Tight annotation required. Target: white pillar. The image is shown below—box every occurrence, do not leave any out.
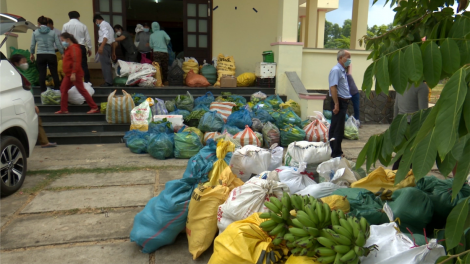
[305,0,318,48]
[350,0,369,50]
[0,0,7,13]
[316,10,326,48]
[300,16,306,44]
[277,0,299,42]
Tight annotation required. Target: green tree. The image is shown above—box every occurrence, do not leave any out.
[342,19,352,38]
[357,0,470,263]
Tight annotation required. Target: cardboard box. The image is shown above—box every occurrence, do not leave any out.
[220,76,237,87]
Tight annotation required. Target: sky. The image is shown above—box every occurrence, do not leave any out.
[325,0,469,27]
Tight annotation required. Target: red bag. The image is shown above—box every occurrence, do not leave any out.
[233,125,261,147]
[186,69,211,87]
[141,53,152,64]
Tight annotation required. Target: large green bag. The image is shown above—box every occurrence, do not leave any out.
[280,125,305,147]
[174,132,203,159]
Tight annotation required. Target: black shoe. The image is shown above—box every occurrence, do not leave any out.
[100,83,113,87]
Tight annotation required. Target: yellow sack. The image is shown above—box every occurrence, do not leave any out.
[237,72,256,87]
[57,60,64,81]
[183,127,204,144]
[186,166,243,259]
[45,69,54,86]
[350,167,416,200]
[321,195,350,213]
[280,99,301,117]
[208,213,289,264]
[182,59,199,80]
[285,255,321,264]
[152,62,163,87]
[207,140,235,186]
[214,54,236,87]
[55,51,62,61]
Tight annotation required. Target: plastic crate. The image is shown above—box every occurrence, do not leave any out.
[256,77,276,88]
[262,50,274,63]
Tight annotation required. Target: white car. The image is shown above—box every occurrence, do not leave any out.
[0,14,38,196]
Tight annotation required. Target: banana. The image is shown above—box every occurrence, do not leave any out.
[294,236,311,246]
[284,233,295,242]
[331,234,352,246]
[307,249,316,257]
[347,257,359,264]
[351,218,361,239]
[282,206,290,221]
[286,218,294,227]
[300,248,308,256]
[323,203,331,224]
[332,244,352,254]
[316,247,336,256]
[332,225,354,240]
[291,247,302,255]
[265,201,281,214]
[333,252,343,264]
[292,218,304,229]
[339,249,357,263]
[355,230,366,247]
[354,246,364,257]
[347,217,355,232]
[269,223,286,236]
[270,197,283,211]
[331,210,340,226]
[289,227,310,237]
[270,212,284,224]
[304,227,320,237]
[317,255,336,264]
[317,237,337,248]
[306,204,320,224]
[260,219,277,231]
[338,209,346,220]
[291,195,301,210]
[316,202,324,224]
[297,211,317,227]
[321,229,338,242]
[339,218,353,235]
[282,192,292,210]
[272,237,283,245]
[286,241,295,248]
[308,195,317,206]
[299,195,305,211]
[359,217,368,233]
[259,212,271,219]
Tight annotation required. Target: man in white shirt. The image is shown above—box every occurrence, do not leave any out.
[62,11,93,83]
[93,14,115,86]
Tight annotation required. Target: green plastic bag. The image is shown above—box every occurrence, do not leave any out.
[333,188,389,225]
[147,133,174,160]
[176,91,194,112]
[165,100,176,112]
[280,125,305,147]
[266,94,284,110]
[344,116,359,140]
[113,77,128,87]
[10,47,40,86]
[174,132,203,159]
[301,119,312,128]
[277,108,302,128]
[198,111,224,133]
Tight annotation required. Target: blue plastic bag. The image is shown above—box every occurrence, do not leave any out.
[182,140,232,183]
[127,133,149,154]
[194,92,215,107]
[198,111,225,132]
[147,133,174,160]
[148,120,173,134]
[253,100,273,112]
[174,132,203,159]
[132,93,146,105]
[192,104,210,112]
[266,94,284,109]
[228,95,247,105]
[152,98,168,115]
[123,130,146,147]
[226,109,253,129]
[222,125,242,136]
[130,177,198,253]
[255,109,275,124]
[169,109,190,119]
[277,108,302,128]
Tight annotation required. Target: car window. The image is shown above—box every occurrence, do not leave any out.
[1,52,7,60]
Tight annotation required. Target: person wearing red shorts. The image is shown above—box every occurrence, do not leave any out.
[55,32,99,114]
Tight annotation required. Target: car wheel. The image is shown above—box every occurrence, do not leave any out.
[1,136,27,197]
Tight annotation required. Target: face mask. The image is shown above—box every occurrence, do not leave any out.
[143,28,149,32]
[62,41,70,48]
[96,22,100,27]
[116,31,121,37]
[19,63,29,71]
[344,58,351,67]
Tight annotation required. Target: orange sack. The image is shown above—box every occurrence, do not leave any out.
[186,69,211,87]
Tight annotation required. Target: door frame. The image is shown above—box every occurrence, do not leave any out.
[183,0,213,63]
[92,0,127,53]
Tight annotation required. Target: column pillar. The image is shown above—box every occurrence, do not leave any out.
[300,16,306,44]
[277,0,299,42]
[0,0,7,13]
[316,10,326,48]
[305,0,318,48]
[350,0,369,50]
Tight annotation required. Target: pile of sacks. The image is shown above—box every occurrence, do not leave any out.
[128,137,451,263]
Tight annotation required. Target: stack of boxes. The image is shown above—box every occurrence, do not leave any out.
[255,50,277,87]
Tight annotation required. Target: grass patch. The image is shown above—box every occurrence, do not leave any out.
[22,165,186,194]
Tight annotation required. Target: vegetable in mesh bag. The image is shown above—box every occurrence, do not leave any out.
[266,94,284,109]
[226,109,253,129]
[255,109,275,124]
[148,119,174,134]
[198,111,224,132]
[280,125,306,147]
[277,108,302,128]
[169,109,190,119]
[251,118,263,132]
[221,125,242,136]
[262,122,281,148]
[127,134,149,154]
[174,132,203,159]
[176,91,194,112]
[41,88,61,105]
[100,102,107,114]
[194,91,215,107]
[344,116,359,140]
[165,100,176,112]
[250,91,267,103]
[147,133,174,159]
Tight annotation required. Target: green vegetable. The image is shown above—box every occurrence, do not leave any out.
[185,109,207,121]
[41,88,61,105]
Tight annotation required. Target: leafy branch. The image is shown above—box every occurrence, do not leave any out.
[438,249,470,264]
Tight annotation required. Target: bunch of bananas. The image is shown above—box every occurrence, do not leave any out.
[259,192,377,264]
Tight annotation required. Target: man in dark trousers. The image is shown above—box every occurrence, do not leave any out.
[62,11,92,83]
[112,24,139,62]
[93,14,115,87]
[328,49,351,158]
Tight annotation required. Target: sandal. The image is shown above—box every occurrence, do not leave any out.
[41,142,57,148]
[55,110,69,114]
[87,109,100,114]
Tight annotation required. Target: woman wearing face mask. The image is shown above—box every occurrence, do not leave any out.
[30,16,64,92]
[55,32,99,114]
[9,54,58,148]
[112,24,139,62]
[136,23,152,62]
